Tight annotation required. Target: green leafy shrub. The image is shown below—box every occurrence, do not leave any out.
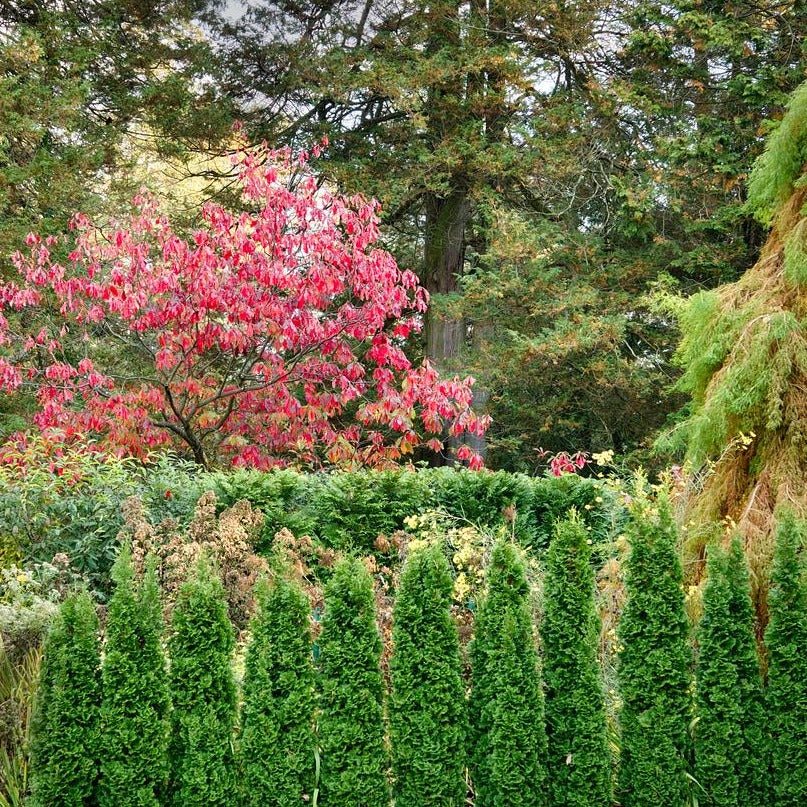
[765,511,807,807]
[239,574,316,806]
[389,543,466,807]
[693,538,770,807]
[317,556,389,806]
[98,548,170,807]
[617,496,692,807]
[310,469,428,553]
[427,468,536,543]
[167,557,237,806]
[28,591,101,807]
[469,540,547,807]
[208,468,315,551]
[542,512,611,807]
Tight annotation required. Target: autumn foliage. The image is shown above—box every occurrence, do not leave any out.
[0,145,487,468]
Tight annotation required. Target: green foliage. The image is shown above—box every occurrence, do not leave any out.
[694,538,770,806]
[542,512,611,807]
[669,282,807,464]
[748,81,807,226]
[28,591,101,807]
[617,496,692,807]
[389,543,466,807]
[0,641,41,807]
[765,511,807,807]
[209,468,315,550]
[311,470,428,553]
[167,557,237,807]
[0,444,209,596]
[239,574,316,806]
[317,557,389,806]
[469,541,547,807]
[98,548,170,807]
[783,219,807,285]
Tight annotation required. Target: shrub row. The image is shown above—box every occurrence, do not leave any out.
[29,503,807,806]
[2,454,623,595]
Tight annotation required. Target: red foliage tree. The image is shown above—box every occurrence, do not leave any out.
[0,146,487,469]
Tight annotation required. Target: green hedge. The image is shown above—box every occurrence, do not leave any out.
[28,591,101,807]
[542,512,611,807]
[617,496,692,807]
[239,574,316,806]
[99,549,170,807]
[389,543,467,806]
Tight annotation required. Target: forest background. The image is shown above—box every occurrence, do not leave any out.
[3,0,805,474]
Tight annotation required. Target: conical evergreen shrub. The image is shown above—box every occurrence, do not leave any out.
[693,538,769,807]
[617,496,692,807]
[239,573,316,806]
[28,590,101,807]
[469,540,547,807]
[389,543,466,807]
[167,555,237,806]
[317,556,389,806]
[542,511,611,807]
[99,548,170,807]
[765,511,807,807]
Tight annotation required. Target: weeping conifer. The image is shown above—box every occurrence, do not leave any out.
[765,511,807,807]
[167,555,237,806]
[99,549,170,807]
[317,556,389,806]
[28,590,101,807]
[389,543,466,807]
[239,574,316,806]
[694,538,770,806]
[542,511,611,807]
[617,496,692,807]
[469,540,547,807]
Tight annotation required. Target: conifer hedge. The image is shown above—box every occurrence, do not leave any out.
[694,538,769,807]
[765,512,807,807]
[239,574,316,806]
[28,590,101,807]
[542,512,611,807]
[389,543,466,807]
[317,556,389,806]
[99,549,170,807]
[469,540,547,807]
[167,556,237,806]
[617,497,691,807]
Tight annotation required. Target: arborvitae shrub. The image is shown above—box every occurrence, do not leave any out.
[617,496,692,807]
[765,511,807,807]
[469,540,547,807]
[723,540,770,805]
[99,549,170,807]
[389,543,466,807]
[239,573,316,806]
[167,556,237,806]
[542,511,611,807]
[317,556,389,806]
[694,538,769,807]
[28,590,101,807]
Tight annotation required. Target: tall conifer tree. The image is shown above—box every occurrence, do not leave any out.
[99,548,170,807]
[317,556,389,806]
[239,574,316,806]
[28,591,101,807]
[542,512,611,807]
[167,556,237,806]
[389,543,466,807]
[765,511,807,807]
[617,496,692,807]
[469,540,547,807]
[694,538,769,806]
